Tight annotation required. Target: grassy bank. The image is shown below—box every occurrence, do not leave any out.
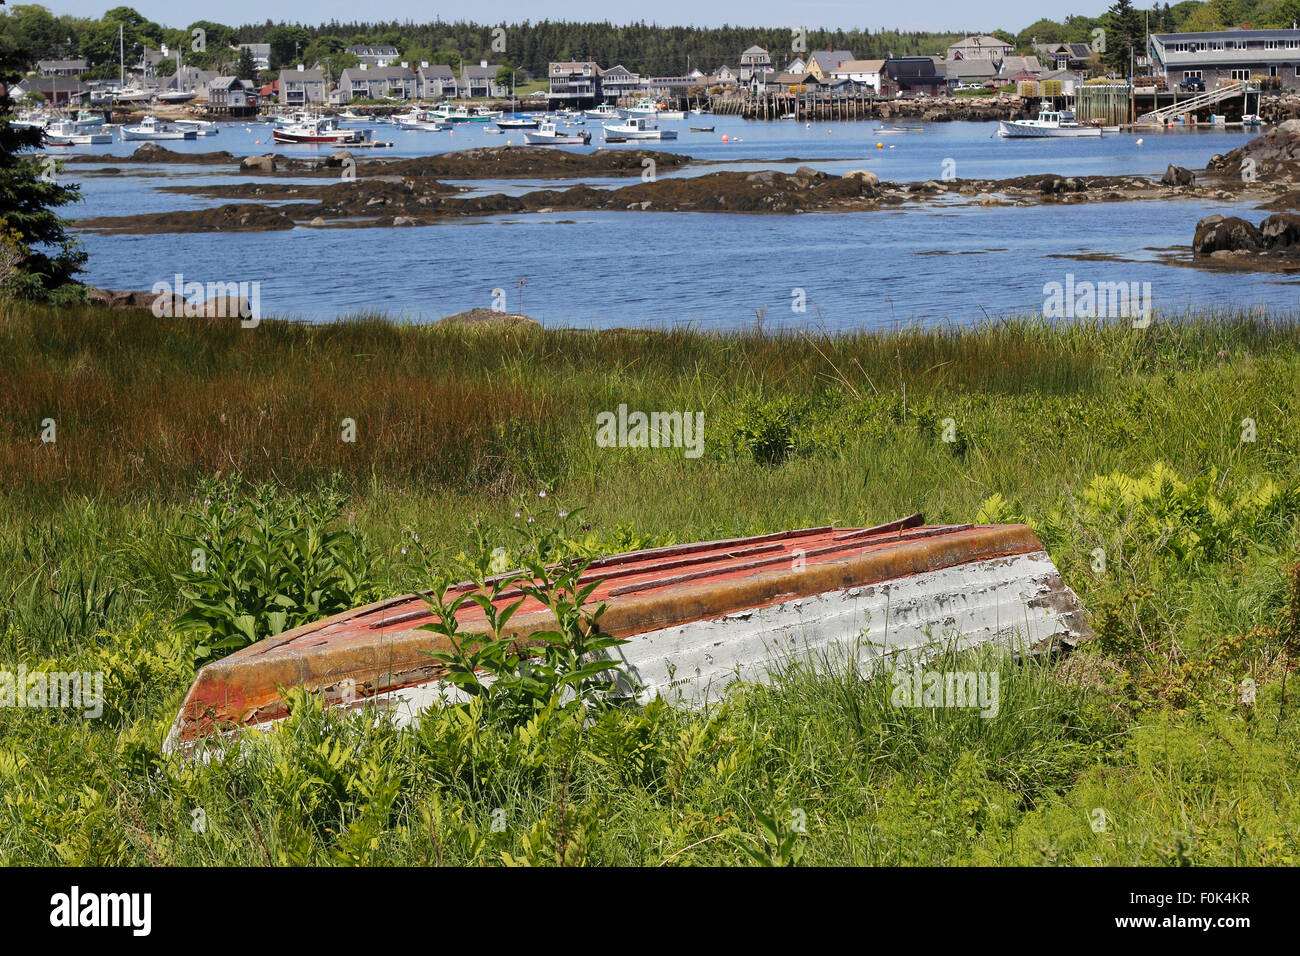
[2,300,1298,865]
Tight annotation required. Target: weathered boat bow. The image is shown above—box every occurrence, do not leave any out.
[164,518,1091,753]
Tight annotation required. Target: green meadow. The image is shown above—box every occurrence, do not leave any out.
[1,300,1298,865]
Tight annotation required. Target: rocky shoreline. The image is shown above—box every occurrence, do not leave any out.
[66,120,1300,276]
[70,143,1274,237]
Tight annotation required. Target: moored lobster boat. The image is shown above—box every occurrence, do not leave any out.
[165,516,1091,753]
[273,118,373,144]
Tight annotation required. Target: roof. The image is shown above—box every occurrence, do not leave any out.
[237,43,270,54]
[1037,68,1081,82]
[15,77,90,94]
[347,45,399,56]
[419,64,456,79]
[36,59,87,70]
[170,67,220,89]
[831,59,886,73]
[1152,28,1300,42]
[886,57,946,81]
[808,50,855,71]
[463,64,502,79]
[341,66,413,81]
[950,34,1011,48]
[209,76,246,90]
[741,45,770,58]
[946,59,999,76]
[601,64,638,77]
[997,56,1043,76]
[279,68,325,82]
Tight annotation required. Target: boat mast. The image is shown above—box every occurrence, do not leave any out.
[119,23,124,88]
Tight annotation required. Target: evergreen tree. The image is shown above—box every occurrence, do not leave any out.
[235,46,255,80]
[1102,0,1145,74]
[0,38,87,301]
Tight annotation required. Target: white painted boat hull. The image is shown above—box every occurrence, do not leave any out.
[346,549,1086,724]
[998,120,1103,138]
[164,521,1092,754]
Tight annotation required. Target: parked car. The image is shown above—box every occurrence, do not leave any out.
[1179,76,1206,92]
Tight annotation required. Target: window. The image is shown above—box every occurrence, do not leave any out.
[1266,40,1279,50]
[1183,70,1202,78]
[1271,65,1279,76]
[1230,68,1251,80]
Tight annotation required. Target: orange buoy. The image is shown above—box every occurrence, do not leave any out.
[722,134,729,142]
[876,142,883,149]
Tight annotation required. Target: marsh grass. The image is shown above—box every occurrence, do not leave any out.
[2,300,1299,864]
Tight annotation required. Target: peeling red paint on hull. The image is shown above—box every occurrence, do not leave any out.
[164,519,1092,753]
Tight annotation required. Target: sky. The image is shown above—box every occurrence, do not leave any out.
[32,2,1118,34]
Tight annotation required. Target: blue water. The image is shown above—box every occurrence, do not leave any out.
[61,116,1299,328]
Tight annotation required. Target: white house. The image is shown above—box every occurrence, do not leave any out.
[829,59,887,92]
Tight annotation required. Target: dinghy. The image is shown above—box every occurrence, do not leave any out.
[164,516,1091,753]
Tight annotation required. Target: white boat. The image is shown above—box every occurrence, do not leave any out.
[624,99,684,121]
[121,115,197,140]
[11,109,50,130]
[43,120,114,146]
[603,116,677,140]
[392,109,449,131]
[523,120,591,145]
[173,119,220,136]
[67,109,108,131]
[496,116,540,129]
[155,90,196,103]
[113,87,153,105]
[1243,113,1263,127]
[584,104,622,121]
[336,109,365,122]
[998,102,1103,138]
[273,117,372,144]
[443,105,498,123]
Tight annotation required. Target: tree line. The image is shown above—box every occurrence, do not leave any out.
[4,2,1300,80]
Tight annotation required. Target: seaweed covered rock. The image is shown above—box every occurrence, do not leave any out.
[1193,215,1262,254]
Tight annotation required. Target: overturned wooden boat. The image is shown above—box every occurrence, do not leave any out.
[164,516,1091,752]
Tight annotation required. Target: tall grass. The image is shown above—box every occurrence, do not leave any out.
[2,300,1299,865]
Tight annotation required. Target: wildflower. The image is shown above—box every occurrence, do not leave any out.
[558,510,568,519]
[539,490,547,498]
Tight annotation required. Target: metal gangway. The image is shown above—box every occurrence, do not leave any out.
[1136,81,1258,125]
